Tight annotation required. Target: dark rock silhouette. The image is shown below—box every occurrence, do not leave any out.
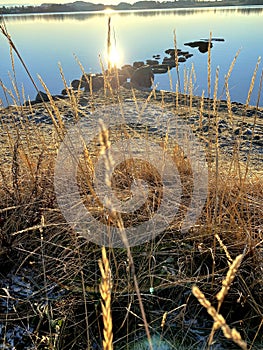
[131,65,154,88]
[34,91,66,104]
[146,59,159,66]
[162,57,176,68]
[184,53,193,58]
[152,64,168,74]
[133,61,145,69]
[81,74,104,92]
[121,64,135,78]
[35,91,49,102]
[71,79,82,89]
[29,36,225,104]
[184,40,213,53]
[178,56,186,62]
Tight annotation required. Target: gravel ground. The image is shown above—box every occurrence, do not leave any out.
[1,87,262,170]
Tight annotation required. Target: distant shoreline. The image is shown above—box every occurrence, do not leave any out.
[1,1,263,16]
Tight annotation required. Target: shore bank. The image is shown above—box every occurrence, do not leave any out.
[1,87,262,170]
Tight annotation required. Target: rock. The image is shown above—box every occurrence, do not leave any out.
[121,64,134,78]
[165,48,183,58]
[254,138,263,146]
[81,74,104,92]
[242,128,253,139]
[184,53,193,59]
[184,40,213,53]
[218,119,227,126]
[131,65,154,88]
[35,91,49,102]
[108,74,127,89]
[202,124,209,133]
[34,91,66,104]
[71,79,82,90]
[178,56,186,63]
[152,64,168,74]
[234,127,241,135]
[146,59,159,66]
[91,76,104,91]
[165,48,175,56]
[244,128,253,136]
[133,61,145,69]
[179,51,189,56]
[162,57,176,68]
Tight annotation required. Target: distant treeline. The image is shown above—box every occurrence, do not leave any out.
[1,0,263,15]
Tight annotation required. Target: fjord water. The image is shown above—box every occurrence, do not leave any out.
[0,6,263,106]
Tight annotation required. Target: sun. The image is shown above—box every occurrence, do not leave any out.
[108,46,122,68]
[103,8,116,15]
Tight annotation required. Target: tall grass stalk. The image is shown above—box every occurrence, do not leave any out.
[193,254,247,350]
[99,246,113,350]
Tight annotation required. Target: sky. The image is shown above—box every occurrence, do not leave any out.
[2,0,101,5]
[2,0,120,5]
[2,0,217,6]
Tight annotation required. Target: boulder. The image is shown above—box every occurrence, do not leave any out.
[61,87,73,95]
[184,40,213,53]
[162,57,176,68]
[184,53,193,59]
[70,79,82,90]
[165,48,182,57]
[35,91,49,102]
[165,48,175,56]
[34,91,66,104]
[120,64,135,78]
[133,61,145,69]
[152,64,168,74]
[178,56,186,63]
[179,51,189,56]
[108,74,127,89]
[81,74,104,92]
[146,59,159,66]
[131,65,154,88]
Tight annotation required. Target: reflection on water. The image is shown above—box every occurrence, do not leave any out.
[1,6,263,106]
[3,6,263,22]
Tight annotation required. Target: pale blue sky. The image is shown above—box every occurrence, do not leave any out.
[2,0,122,4]
[2,0,217,6]
[2,0,115,5]
[1,0,132,6]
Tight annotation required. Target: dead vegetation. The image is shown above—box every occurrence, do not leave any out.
[0,21,262,350]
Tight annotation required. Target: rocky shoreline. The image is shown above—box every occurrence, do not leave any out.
[2,86,263,171]
[25,38,225,106]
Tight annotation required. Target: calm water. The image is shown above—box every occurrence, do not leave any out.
[0,6,263,106]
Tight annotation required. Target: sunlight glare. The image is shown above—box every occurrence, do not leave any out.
[103,8,115,15]
[108,46,122,68]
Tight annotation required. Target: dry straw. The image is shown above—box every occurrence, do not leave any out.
[192,253,247,350]
[216,254,243,307]
[192,285,247,350]
[99,246,113,350]
[207,31,212,98]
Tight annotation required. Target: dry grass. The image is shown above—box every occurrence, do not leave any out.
[0,21,263,350]
[99,247,113,350]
